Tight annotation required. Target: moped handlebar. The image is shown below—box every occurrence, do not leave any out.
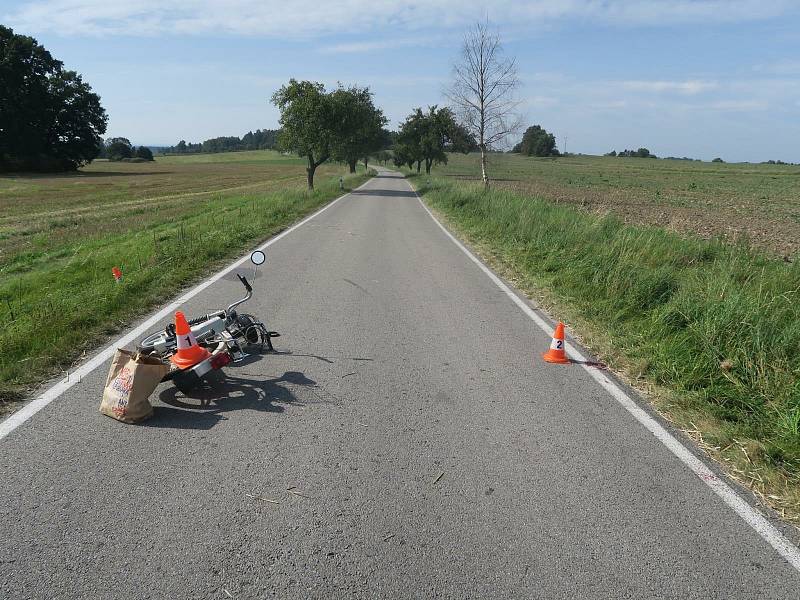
[237,273,253,293]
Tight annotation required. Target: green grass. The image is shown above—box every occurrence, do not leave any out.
[414,172,800,521]
[433,153,800,259]
[0,151,370,411]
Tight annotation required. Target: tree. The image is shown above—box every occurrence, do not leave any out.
[329,85,387,173]
[272,79,337,190]
[398,106,465,175]
[616,148,657,158]
[514,125,559,157]
[0,25,107,172]
[392,144,416,170]
[446,21,522,187]
[445,122,478,154]
[106,137,133,161]
[712,157,724,163]
[363,128,392,171]
[136,146,154,161]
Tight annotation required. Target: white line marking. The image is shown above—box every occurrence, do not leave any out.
[410,180,800,572]
[0,179,373,442]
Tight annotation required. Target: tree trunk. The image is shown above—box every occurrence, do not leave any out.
[425,159,431,174]
[305,154,316,190]
[480,146,489,188]
[363,157,368,170]
[306,166,316,190]
[348,160,357,173]
[416,160,421,173]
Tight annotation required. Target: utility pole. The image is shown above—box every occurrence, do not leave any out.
[563,135,568,156]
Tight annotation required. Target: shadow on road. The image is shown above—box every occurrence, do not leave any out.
[143,370,318,430]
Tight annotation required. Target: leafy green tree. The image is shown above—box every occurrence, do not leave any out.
[0,25,107,171]
[392,144,416,170]
[362,127,392,171]
[136,146,154,161]
[330,85,387,173]
[446,122,478,153]
[397,106,465,174]
[106,137,133,161]
[272,79,337,190]
[515,125,559,157]
[616,148,657,158]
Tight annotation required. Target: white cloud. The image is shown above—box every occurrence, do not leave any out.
[3,0,795,38]
[621,80,719,95]
[320,35,453,54]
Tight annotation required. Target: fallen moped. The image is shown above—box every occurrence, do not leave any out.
[137,250,279,392]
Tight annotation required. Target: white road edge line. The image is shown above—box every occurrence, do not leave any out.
[411,183,800,572]
[0,178,373,442]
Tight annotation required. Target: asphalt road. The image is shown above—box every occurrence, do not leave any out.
[2,171,799,599]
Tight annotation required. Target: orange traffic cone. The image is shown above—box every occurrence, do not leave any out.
[170,311,211,369]
[542,321,570,364]
[112,266,122,283]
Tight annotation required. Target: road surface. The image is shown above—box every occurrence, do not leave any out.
[2,171,799,599]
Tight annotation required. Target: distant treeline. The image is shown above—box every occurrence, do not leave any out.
[605,148,656,158]
[161,129,280,154]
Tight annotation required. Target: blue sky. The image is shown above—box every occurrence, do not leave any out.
[3,0,799,162]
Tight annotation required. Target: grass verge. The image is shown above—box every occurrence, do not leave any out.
[0,170,371,414]
[412,174,800,523]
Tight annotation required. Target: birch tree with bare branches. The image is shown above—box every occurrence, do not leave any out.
[446,21,522,188]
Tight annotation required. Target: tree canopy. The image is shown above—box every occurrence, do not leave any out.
[330,84,387,173]
[135,146,154,161]
[394,106,475,174]
[0,25,107,172]
[272,79,338,190]
[272,79,388,189]
[512,125,559,157]
[612,148,657,158]
[106,137,133,161]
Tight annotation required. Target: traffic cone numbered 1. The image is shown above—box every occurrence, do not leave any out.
[170,311,211,369]
[542,321,570,364]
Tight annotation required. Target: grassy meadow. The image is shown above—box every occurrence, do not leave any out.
[0,150,370,413]
[435,153,800,258]
[414,154,800,521]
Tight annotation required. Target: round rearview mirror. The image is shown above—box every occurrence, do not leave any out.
[250,250,266,266]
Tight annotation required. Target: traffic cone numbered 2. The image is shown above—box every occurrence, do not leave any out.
[542,321,570,364]
[170,311,211,369]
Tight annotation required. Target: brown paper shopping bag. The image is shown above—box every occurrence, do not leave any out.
[100,349,169,423]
